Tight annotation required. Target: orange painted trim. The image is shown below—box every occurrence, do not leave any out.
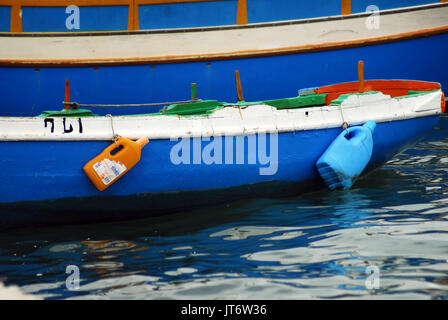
[442,0,448,3]
[134,1,139,31]
[0,1,131,6]
[0,0,227,5]
[1,25,448,67]
[341,0,351,15]
[127,2,134,31]
[317,80,441,105]
[358,60,364,93]
[236,0,247,25]
[128,0,139,30]
[318,80,440,93]
[64,78,70,110]
[441,92,446,113]
[10,5,22,32]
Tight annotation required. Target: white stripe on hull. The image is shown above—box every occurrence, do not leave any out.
[0,91,442,141]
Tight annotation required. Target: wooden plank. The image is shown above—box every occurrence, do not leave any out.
[10,5,22,32]
[235,70,244,101]
[128,0,139,30]
[133,0,139,30]
[358,60,364,93]
[236,0,247,25]
[341,0,351,15]
[1,5,447,65]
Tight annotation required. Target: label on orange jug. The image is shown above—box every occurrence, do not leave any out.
[92,158,127,185]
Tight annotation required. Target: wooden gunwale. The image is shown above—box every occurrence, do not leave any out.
[1,24,447,67]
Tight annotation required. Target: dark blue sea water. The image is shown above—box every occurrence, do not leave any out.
[0,115,447,300]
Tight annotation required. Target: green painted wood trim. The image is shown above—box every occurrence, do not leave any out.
[330,91,380,105]
[159,100,222,115]
[38,108,99,117]
[263,94,327,109]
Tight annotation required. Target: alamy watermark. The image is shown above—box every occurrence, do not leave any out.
[65,5,80,30]
[365,265,380,290]
[169,133,278,176]
[65,265,80,290]
[63,4,379,31]
[365,5,380,30]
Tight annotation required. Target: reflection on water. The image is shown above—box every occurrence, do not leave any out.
[0,115,447,300]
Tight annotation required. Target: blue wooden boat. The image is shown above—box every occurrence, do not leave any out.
[0,78,444,229]
[0,0,447,116]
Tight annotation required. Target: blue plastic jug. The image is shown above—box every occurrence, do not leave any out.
[316,120,376,190]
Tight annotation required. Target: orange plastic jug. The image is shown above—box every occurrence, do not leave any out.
[83,137,149,191]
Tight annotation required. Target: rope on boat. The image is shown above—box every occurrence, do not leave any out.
[105,114,120,143]
[338,104,349,134]
[62,99,201,109]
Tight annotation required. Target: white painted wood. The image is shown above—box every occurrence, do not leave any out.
[0,5,446,63]
[0,90,442,141]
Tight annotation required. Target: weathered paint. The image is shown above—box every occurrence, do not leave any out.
[317,80,441,104]
[0,89,442,141]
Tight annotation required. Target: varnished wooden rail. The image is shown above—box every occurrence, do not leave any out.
[1,0,248,32]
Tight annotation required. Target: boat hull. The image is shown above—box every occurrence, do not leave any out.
[1,3,447,116]
[0,114,440,229]
[1,32,447,117]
